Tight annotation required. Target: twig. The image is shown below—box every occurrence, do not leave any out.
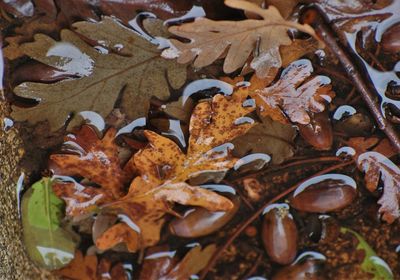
[303,8,400,153]
[231,156,340,183]
[199,160,354,279]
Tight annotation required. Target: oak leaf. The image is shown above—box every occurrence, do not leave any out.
[250,59,335,125]
[139,244,217,280]
[346,137,397,159]
[162,0,318,78]
[54,250,127,280]
[358,152,400,224]
[50,125,131,199]
[11,17,187,131]
[96,92,254,252]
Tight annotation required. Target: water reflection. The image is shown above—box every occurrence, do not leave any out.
[333,105,357,121]
[3,117,14,132]
[16,172,25,218]
[182,79,233,105]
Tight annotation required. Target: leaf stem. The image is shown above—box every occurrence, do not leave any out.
[199,159,354,279]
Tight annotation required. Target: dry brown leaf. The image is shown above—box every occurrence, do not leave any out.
[11,17,187,131]
[54,250,127,280]
[162,0,318,77]
[251,59,335,125]
[358,152,400,223]
[50,125,130,198]
[96,91,255,252]
[232,114,297,164]
[139,244,216,280]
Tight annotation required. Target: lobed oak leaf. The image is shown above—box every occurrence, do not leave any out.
[50,125,130,199]
[96,92,253,251]
[358,152,400,224]
[11,17,187,131]
[139,244,216,280]
[250,59,335,125]
[162,0,318,78]
[54,250,127,280]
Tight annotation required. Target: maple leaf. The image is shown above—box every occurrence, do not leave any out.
[11,17,187,131]
[50,125,130,198]
[161,0,318,78]
[54,250,127,280]
[358,152,400,224]
[139,244,216,280]
[250,59,335,125]
[95,92,255,252]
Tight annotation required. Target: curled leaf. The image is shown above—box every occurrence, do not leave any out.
[358,152,400,223]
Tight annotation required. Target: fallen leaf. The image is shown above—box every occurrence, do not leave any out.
[139,244,216,280]
[162,0,318,77]
[22,178,77,270]
[96,91,254,252]
[54,250,127,280]
[251,59,335,125]
[357,152,400,223]
[232,114,296,164]
[50,125,130,198]
[11,17,187,131]
[341,228,394,280]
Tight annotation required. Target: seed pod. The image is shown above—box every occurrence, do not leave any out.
[290,174,357,213]
[272,252,326,280]
[298,111,333,150]
[262,203,298,265]
[381,23,400,54]
[169,196,240,238]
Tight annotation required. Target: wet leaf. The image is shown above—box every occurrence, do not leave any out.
[22,178,77,270]
[54,250,127,280]
[232,114,296,164]
[347,137,397,159]
[11,17,187,131]
[251,59,335,125]
[139,244,216,280]
[96,92,254,252]
[357,152,400,223]
[50,125,130,199]
[341,228,394,280]
[162,0,318,78]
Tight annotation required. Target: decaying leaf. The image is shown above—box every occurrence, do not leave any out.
[232,114,296,164]
[22,178,77,270]
[54,250,127,280]
[346,137,397,159]
[357,152,400,223]
[95,91,254,252]
[50,125,131,199]
[341,228,394,280]
[250,59,335,125]
[11,17,187,131]
[162,0,318,78]
[139,244,216,280]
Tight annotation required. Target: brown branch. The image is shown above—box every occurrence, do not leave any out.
[302,8,400,153]
[199,160,354,279]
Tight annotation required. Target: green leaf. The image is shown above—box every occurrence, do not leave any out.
[22,178,77,270]
[341,227,393,280]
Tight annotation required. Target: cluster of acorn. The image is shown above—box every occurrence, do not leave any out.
[164,173,358,278]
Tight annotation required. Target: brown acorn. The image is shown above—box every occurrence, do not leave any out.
[298,111,333,150]
[262,203,298,265]
[381,23,400,54]
[169,196,240,238]
[290,174,357,213]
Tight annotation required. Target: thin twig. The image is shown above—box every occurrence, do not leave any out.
[240,252,263,280]
[304,8,400,153]
[199,160,354,279]
[231,156,340,183]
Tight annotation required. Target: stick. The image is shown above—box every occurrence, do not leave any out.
[303,8,400,153]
